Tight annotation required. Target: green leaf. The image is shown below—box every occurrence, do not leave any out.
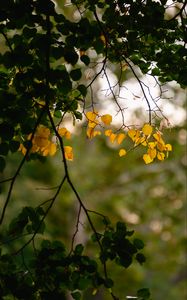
[74,244,84,255]
[74,111,82,120]
[133,238,145,250]
[118,254,133,268]
[151,67,160,76]
[77,84,87,97]
[80,55,90,66]
[54,110,62,118]
[64,48,79,65]
[70,69,82,81]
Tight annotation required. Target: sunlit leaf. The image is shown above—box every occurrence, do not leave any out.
[117,133,126,144]
[119,148,127,157]
[142,124,153,136]
[64,146,73,161]
[157,152,165,161]
[143,154,153,164]
[101,114,112,125]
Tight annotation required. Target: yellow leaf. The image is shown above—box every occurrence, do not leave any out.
[109,133,117,143]
[34,136,49,148]
[119,148,127,157]
[64,146,73,161]
[157,142,165,152]
[128,129,136,139]
[148,148,157,159]
[58,127,71,139]
[165,143,172,151]
[37,126,50,138]
[101,114,112,125]
[142,123,153,136]
[87,128,94,138]
[19,144,27,156]
[143,153,153,164]
[157,152,165,161]
[105,129,113,136]
[87,128,101,138]
[93,130,101,137]
[148,142,157,149]
[100,34,107,45]
[92,289,98,296]
[48,142,57,156]
[117,133,126,144]
[86,111,98,121]
[88,120,98,128]
[153,132,164,144]
[128,129,140,142]
[135,136,146,146]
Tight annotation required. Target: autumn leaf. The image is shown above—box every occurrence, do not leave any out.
[157,152,165,161]
[142,124,153,136]
[117,133,126,144]
[101,114,112,125]
[58,127,71,139]
[64,146,73,161]
[119,148,127,157]
[143,154,153,164]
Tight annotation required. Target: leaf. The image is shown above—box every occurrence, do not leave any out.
[143,154,153,164]
[157,152,165,160]
[58,127,71,139]
[165,143,172,151]
[128,129,137,140]
[119,148,127,157]
[101,114,112,125]
[80,55,90,65]
[64,146,73,161]
[70,69,82,81]
[74,244,84,255]
[109,133,117,143]
[77,84,87,96]
[142,124,153,136]
[133,239,145,250]
[117,133,126,144]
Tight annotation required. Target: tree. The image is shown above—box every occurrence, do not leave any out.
[0,1,186,299]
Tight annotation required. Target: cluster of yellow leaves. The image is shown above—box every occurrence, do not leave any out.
[127,124,172,164]
[86,111,113,138]
[85,112,172,164]
[19,125,73,161]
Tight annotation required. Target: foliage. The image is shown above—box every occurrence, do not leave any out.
[0,0,186,299]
